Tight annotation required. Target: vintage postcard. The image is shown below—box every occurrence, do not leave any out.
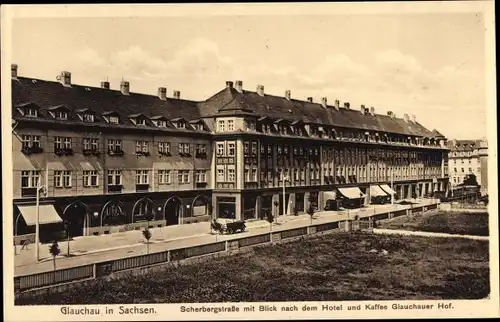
[2,1,498,321]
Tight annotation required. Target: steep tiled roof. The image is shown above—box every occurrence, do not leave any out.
[199,86,441,138]
[447,139,483,151]
[12,77,204,129]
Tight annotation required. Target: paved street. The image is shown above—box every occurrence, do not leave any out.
[14,200,436,276]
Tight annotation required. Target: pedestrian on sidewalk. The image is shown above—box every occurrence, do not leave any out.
[21,239,31,251]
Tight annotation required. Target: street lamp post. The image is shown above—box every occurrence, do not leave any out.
[35,184,47,262]
[281,169,289,223]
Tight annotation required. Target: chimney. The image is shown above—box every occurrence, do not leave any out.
[235,80,243,92]
[257,85,265,96]
[100,81,110,89]
[120,80,130,95]
[158,87,167,100]
[321,97,328,108]
[285,90,291,100]
[370,107,375,115]
[226,81,234,89]
[173,90,181,99]
[57,71,71,87]
[361,105,369,115]
[344,102,350,109]
[412,114,417,123]
[334,99,340,109]
[11,64,18,78]
[307,97,313,103]
[387,111,393,117]
[403,113,410,122]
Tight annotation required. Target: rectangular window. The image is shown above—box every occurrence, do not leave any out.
[54,171,62,188]
[251,142,258,155]
[63,137,72,148]
[216,142,225,156]
[21,135,31,149]
[218,120,225,132]
[196,170,206,183]
[54,137,62,149]
[228,168,235,182]
[27,108,38,117]
[142,141,149,153]
[136,170,149,184]
[107,170,122,185]
[21,171,40,188]
[267,145,273,155]
[183,143,190,154]
[109,116,119,124]
[183,171,190,183]
[251,168,258,182]
[244,142,250,156]
[228,143,235,156]
[63,171,72,187]
[158,170,171,184]
[137,118,146,126]
[227,120,234,131]
[83,170,99,187]
[217,168,225,182]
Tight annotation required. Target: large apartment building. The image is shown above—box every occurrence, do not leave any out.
[11,65,450,240]
[447,139,488,194]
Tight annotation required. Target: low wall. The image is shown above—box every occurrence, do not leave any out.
[14,201,439,297]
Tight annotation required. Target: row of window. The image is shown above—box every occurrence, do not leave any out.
[20,169,208,188]
[19,106,205,131]
[21,135,208,157]
[452,167,480,173]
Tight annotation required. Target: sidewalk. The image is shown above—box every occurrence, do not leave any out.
[14,200,434,276]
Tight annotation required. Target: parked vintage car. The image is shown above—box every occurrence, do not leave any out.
[210,219,246,235]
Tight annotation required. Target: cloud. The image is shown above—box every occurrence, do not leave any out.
[69,43,485,138]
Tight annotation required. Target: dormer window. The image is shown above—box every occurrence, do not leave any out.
[109,116,119,124]
[194,123,204,131]
[177,121,186,129]
[137,118,147,126]
[83,113,95,122]
[155,120,167,128]
[27,107,38,117]
[55,110,68,120]
[103,111,120,124]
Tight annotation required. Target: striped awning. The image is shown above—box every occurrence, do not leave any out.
[17,204,63,226]
[370,185,388,197]
[338,187,365,199]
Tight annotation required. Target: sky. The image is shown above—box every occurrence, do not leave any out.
[11,11,488,140]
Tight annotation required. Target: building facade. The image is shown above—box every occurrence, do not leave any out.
[11,65,450,240]
[447,139,488,194]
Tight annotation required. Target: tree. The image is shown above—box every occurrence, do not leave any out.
[142,228,152,254]
[63,220,70,256]
[266,209,274,231]
[49,240,60,271]
[463,174,479,186]
[307,204,315,225]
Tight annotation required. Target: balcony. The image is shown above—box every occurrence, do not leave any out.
[83,149,100,157]
[158,151,172,157]
[55,147,74,156]
[108,149,124,157]
[135,151,151,157]
[179,152,192,157]
[107,185,123,193]
[195,152,207,159]
[135,184,150,192]
[21,187,37,198]
[21,146,44,156]
[196,182,208,188]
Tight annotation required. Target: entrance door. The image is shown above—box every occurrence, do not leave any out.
[165,198,181,226]
[65,203,87,237]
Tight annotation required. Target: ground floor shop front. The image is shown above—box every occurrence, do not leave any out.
[213,178,449,221]
[13,190,212,244]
